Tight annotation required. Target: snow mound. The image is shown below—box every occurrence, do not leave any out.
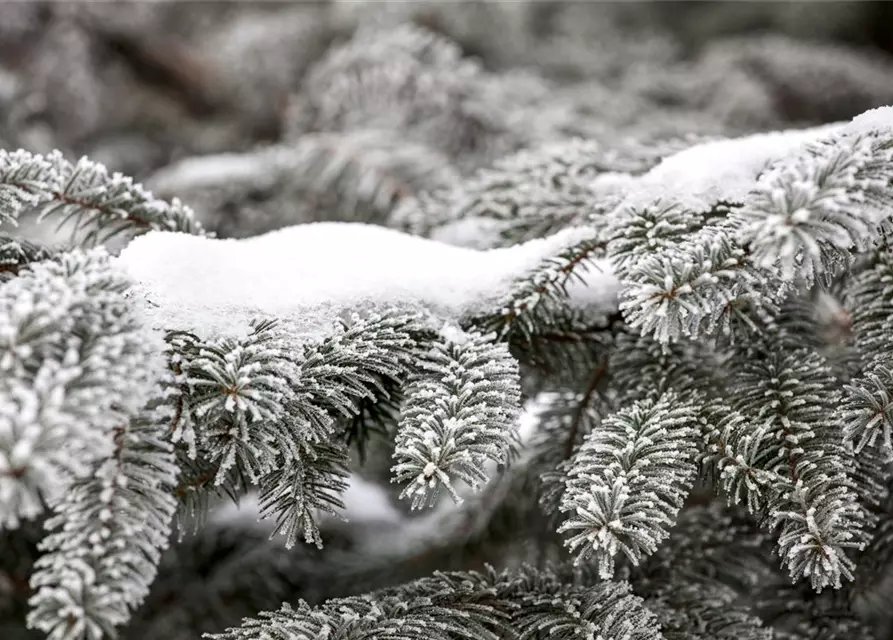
[624,108,893,212]
[847,105,893,135]
[624,123,842,211]
[116,222,619,339]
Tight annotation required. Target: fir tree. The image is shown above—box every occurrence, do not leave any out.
[3,9,893,640]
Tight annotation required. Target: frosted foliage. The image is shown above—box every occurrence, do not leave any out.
[169,311,418,548]
[393,137,646,244]
[735,129,893,283]
[618,222,783,344]
[0,234,53,283]
[392,330,521,509]
[732,349,865,590]
[174,320,303,483]
[5,18,893,635]
[699,405,777,514]
[255,313,417,548]
[485,229,613,342]
[147,131,459,237]
[0,149,205,245]
[0,250,163,529]
[27,419,178,640]
[847,248,893,357]
[844,246,893,462]
[844,365,893,457]
[117,223,619,340]
[605,202,704,279]
[609,107,893,345]
[559,394,699,578]
[258,440,349,549]
[294,24,539,167]
[208,566,663,640]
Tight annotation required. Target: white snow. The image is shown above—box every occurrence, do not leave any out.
[620,107,892,212]
[847,106,893,136]
[622,122,843,211]
[116,222,620,339]
[336,474,403,525]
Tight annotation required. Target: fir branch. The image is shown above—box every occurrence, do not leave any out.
[258,439,350,549]
[474,229,606,342]
[847,248,893,359]
[293,23,537,168]
[636,502,775,594]
[646,580,772,640]
[609,330,720,404]
[733,130,893,284]
[394,137,635,246]
[619,221,783,343]
[699,405,779,513]
[209,565,663,640]
[26,415,178,640]
[167,311,421,545]
[558,393,700,578]
[0,250,163,529]
[0,234,53,282]
[731,346,867,590]
[0,150,206,246]
[392,330,521,509]
[290,311,421,431]
[842,363,893,458]
[174,319,302,484]
[756,582,875,640]
[606,200,709,280]
[207,583,507,640]
[151,131,458,238]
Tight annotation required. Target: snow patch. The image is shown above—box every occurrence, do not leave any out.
[336,474,403,525]
[116,222,619,339]
[847,106,893,136]
[623,122,842,211]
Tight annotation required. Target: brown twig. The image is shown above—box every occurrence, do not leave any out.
[174,467,218,499]
[564,356,609,459]
[501,241,606,327]
[91,23,221,117]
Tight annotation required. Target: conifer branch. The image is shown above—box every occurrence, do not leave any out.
[0,150,206,245]
[734,130,893,283]
[559,393,701,577]
[731,347,867,590]
[0,250,163,529]
[392,330,521,509]
[475,230,606,341]
[26,416,178,640]
[0,234,53,282]
[208,565,663,640]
